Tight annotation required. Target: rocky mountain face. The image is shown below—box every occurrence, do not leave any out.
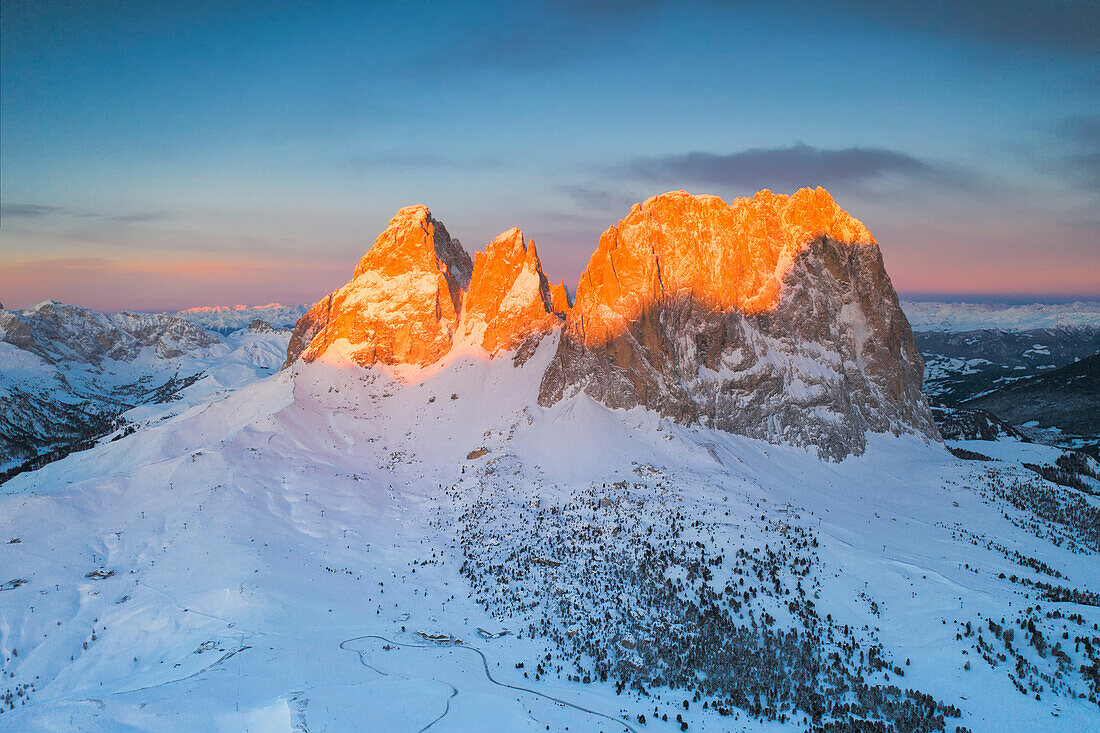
[549,279,571,315]
[538,189,936,460]
[288,189,936,460]
[286,205,474,367]
[286,208,562,366]
[461,228,562,354]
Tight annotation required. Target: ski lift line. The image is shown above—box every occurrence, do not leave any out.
[109,643,252,696]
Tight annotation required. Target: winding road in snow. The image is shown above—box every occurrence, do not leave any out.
[339,634,639,733]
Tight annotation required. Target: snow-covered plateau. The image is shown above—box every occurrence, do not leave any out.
[1,334,1098,732]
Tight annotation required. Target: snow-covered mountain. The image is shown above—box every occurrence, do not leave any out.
[961,353,1100,449]
[914,327,1100,402]
[902,300,1100,333]
[291,190,937,461]
[173,304,308,335]
[2,193,1098,732]
[0,301,292,477]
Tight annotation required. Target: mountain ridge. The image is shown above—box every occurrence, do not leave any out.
[0,301,291,474]
[902,300,1100,332]
[287,188,937,459]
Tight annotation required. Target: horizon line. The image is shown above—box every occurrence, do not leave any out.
[4,292,1100,315]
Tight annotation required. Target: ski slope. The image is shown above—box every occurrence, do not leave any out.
[1,336,1098,732]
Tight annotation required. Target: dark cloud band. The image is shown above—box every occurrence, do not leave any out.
[1,204,169,224]
[619,144,961,190]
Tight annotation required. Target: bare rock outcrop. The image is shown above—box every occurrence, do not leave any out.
[549,279,572,316]
[538,188,938,459]
[461,228,561,354]
[285,205,473,367]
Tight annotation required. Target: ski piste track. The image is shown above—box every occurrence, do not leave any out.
[339,634,640,733]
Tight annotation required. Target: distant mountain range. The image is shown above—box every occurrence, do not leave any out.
[0,301,292,477]
[901,299,1100,332]
[172,303,308,334]
[963,353,1099,448]
[900,301,1100,449]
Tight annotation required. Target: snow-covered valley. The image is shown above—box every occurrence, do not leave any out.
[2,334,1098,732]
[900,301,1100,451]
[0,302,294,478]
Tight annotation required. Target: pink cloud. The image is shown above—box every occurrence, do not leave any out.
[0,256,348,312]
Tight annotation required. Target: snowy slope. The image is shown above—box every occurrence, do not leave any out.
[1,337,1098,732]
[0,302,293,474]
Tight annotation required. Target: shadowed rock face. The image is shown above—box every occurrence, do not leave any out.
[538,189,937,460]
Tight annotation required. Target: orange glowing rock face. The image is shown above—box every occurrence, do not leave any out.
[286,188,934,458]
[548,279,571,316]
[285,208,563,368]
[538,186,935,460]
[461,228,562,354]
[569,187,876,347]
[289,205,473,367]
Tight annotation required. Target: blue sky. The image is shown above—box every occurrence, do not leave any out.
[1,0,1097,310]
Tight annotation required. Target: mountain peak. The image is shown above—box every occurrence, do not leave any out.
[352,204,472,284]
[549,279,571,316]
[287,206,472,367]
[285,191,933,459]
[779,186,875,245]
[286,211,555,367]
[462,228,561,354]
[568,188,877,347]
[29,299,63,313]
[540,187,932,459]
